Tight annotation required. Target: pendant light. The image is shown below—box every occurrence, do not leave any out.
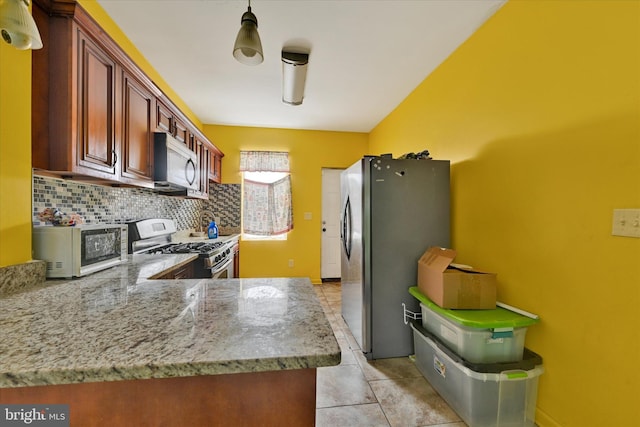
[0,0,42,50]
[232,0,263,66]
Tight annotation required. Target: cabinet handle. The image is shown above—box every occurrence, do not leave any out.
[112,151,118,166]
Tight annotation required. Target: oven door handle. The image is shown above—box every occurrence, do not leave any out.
[210,257,233,275]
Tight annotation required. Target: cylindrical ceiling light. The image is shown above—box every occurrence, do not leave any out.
[0,0,42,50]
[282,51,309,106]
[232,0,263,66]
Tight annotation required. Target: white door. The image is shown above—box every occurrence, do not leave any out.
[321,168,343,279]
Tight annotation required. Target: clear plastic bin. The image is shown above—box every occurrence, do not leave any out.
[411,321,543,427]
[410,286,538,363]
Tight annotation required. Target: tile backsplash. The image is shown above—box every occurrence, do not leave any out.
[32,174,241,233]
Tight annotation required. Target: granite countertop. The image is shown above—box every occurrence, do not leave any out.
[0,254,340,388]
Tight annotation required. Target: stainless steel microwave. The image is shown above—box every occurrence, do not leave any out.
[33,224,128,278]
[153,132,199,195]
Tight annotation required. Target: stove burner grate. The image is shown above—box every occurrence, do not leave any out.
[145,241,228,255]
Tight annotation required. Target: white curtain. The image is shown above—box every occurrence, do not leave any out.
[240,151,293,235]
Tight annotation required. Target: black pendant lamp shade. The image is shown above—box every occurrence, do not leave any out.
[233,1,263,66]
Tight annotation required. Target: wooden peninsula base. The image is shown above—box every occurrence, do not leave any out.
[0,368,317,427]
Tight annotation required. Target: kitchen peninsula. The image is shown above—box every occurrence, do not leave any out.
[0,255,341,426]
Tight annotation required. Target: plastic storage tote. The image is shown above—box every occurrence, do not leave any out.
[411,321,543,427]
[409,287,539,363]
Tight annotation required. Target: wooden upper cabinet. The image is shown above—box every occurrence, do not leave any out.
[31,10,121,182]
[156,101,188,145]
[32,0,223,188]
[155,101,173,134]
[196,138,211,198]
[174,118,189,145]
[76,31,117,177]
[209,149,223,184]
[32,1,156,187]
[120,71,154,183]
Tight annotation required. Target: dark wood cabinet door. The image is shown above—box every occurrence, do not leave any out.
[77,31,117,176]
[210,152,222,183]
[156,261,194,279]
[156,101,173,134]
[121,71,154,182]
[174,118,188,145]
[197,139,211,197]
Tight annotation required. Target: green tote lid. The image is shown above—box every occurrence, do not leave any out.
[409,287,539,329]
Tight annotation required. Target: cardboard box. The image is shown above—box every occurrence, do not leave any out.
[417,247,496,309]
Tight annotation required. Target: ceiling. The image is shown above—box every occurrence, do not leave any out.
[96,0,506,133]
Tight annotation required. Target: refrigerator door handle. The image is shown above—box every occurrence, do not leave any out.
[342,197,352,260]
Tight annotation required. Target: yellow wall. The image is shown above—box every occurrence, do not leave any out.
[204,125,367,283]
[0,41,33,267]
[370,1,639,426]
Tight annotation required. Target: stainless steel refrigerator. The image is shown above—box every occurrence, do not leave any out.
[340,156,450,359]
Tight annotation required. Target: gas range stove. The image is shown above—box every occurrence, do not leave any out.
[144,241,233,269]
[128,218,235,278]
[146,241,228,255]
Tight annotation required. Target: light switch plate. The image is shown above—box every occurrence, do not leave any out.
[612,209,640,238]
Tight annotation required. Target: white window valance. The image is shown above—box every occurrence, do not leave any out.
[239,151,290,172]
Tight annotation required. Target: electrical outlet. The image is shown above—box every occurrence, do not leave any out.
[612,209,640,238]
[288,259,294,268]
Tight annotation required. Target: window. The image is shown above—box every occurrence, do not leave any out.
[240,151,293,239]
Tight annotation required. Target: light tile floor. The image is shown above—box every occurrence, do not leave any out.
[314,282,467,427]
